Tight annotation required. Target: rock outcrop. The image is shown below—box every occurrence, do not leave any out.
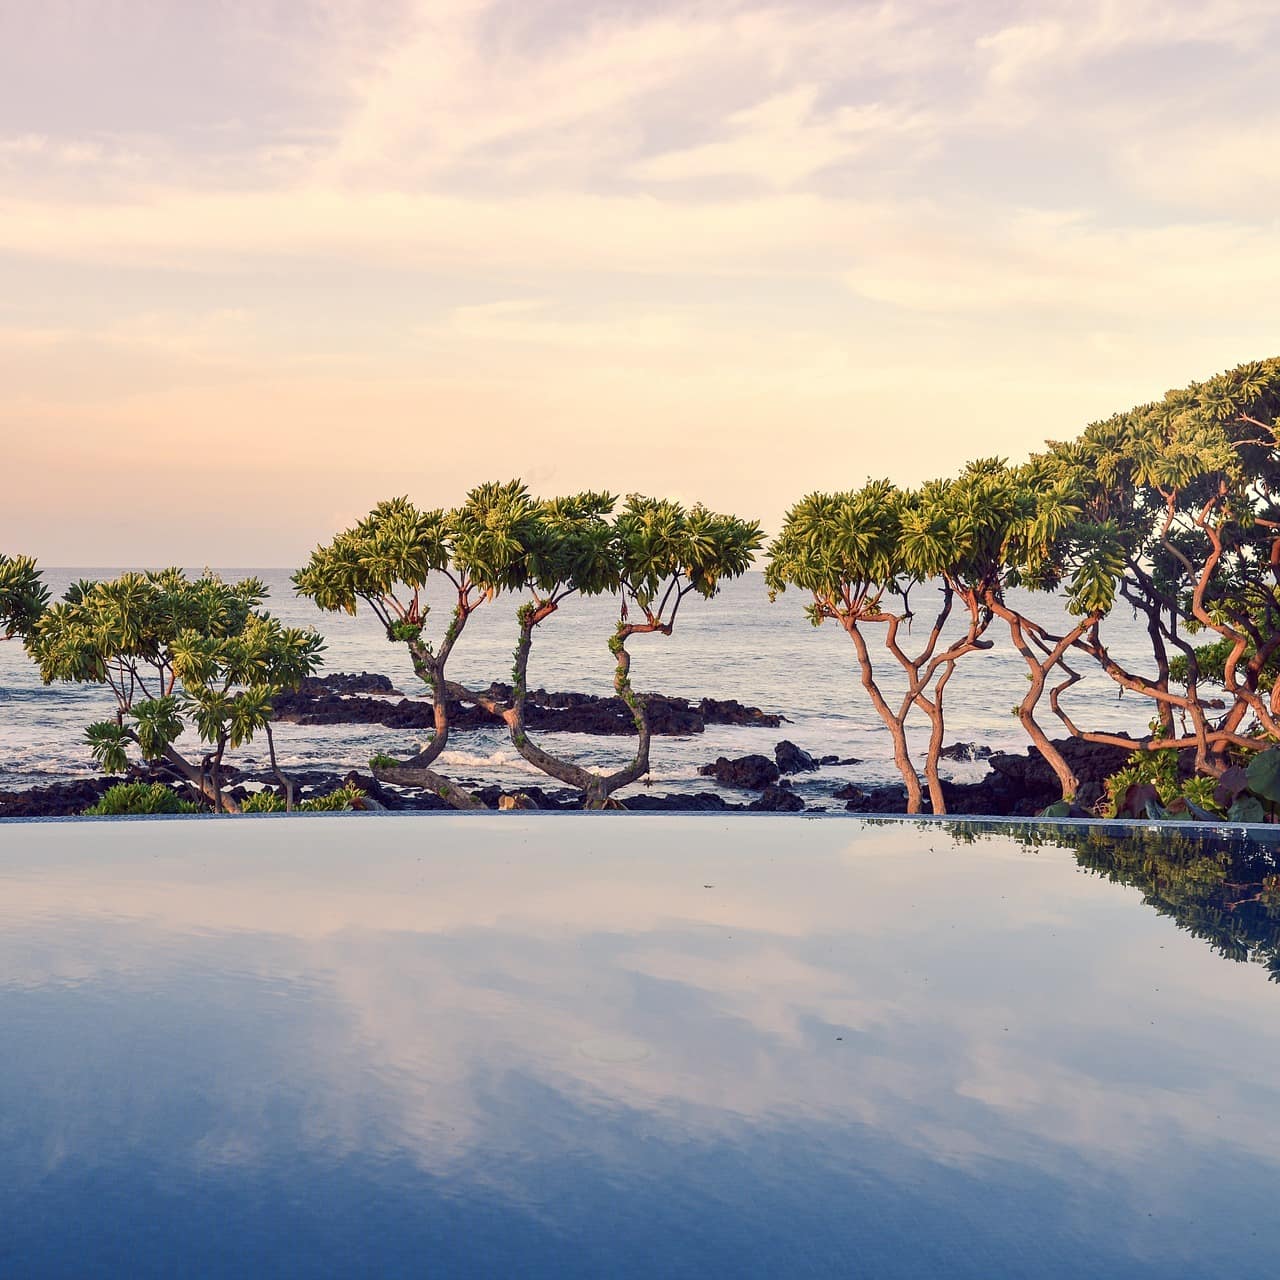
[751,784,806,812]
[774,740,819,774]
[270,675,785,737]
[698,753,781,790]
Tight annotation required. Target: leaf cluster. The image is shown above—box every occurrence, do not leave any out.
[82,782,201,816]
[0,554,49,639]
[26,569,322,772]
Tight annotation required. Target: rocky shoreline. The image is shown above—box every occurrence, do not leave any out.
[0,671,1139,820]
[0,736,1134,820]
[270,673,786,735]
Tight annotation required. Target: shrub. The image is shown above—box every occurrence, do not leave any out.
[297,785,366,812]
[83,783,201,816]
[240,790,287,813]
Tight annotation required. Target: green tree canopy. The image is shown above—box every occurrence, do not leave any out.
[0,554,49,640]
[26,569,322,812]
[489,493,762,808]
[294,482,540,808]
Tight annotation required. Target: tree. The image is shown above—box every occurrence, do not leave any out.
[463,494,762,809]
[993,359,1280,785]
[767,481,928,812]
[25,570,322,812]
[0,554,48,640]
[964,455,1124,803]
[294,483,533,809]
[767,478,1005,814]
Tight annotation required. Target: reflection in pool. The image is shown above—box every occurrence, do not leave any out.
[2,815,1279,1277]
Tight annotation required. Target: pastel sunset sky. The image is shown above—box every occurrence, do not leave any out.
[3,0,1278,563]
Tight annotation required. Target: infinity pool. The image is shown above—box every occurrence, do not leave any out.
[2,815,1278,1276]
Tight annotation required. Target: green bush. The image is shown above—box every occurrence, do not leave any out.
[298,785,365,812]
[239,785,367,813]
[83,782,201,816]
[1101,744,1280,823]
[240,790,287,813]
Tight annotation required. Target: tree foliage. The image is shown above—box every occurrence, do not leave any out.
[25,569,322,812]
[294,483,541,808]
[0,554,48,640]
[492,493,762,808]
[765,357,1280,812]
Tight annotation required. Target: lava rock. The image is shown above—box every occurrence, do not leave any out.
[272,680,783,737]
[472,785,576,811]
[342,770,397,808]
[698,753,781,790]
[0,776,123,818]
[697,697,786,728]
[939,741,994,762]
[299,671,399,696]
[843,784,910,814]
[774,740,819,774]
[623,791,741,811]
[751,785,806,813]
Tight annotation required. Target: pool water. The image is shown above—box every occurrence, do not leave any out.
[1,815,1278,1277]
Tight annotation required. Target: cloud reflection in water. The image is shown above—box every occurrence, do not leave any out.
[1,815,1278,1276]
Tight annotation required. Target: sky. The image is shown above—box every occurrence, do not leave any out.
[2,0,1278,565]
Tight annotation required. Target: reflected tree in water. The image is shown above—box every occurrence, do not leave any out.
[934,821,1280,980]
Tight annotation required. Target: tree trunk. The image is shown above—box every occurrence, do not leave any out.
[497,612,656,809]
[160,744,240,813]
[843,619,922,814]
[985,598,1084,802]
[371,764,485,809]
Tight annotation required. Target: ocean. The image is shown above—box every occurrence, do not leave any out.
[0,569,1158,809]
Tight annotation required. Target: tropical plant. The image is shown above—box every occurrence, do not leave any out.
[82,782,202,816]
[465,493,762,808]
[1027,359,1280,779]
[0,554,48,640]
[25,569,322,813]
[766,470,1036,813]
[294,484,534,808]
[241,784,369,813]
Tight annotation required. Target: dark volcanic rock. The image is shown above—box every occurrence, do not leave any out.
[472,785,577,811]
[818,755,840,766]
[272,678,782,737]
[939,741,994,762]
[341,770,400,809]
[624,791,741,811]
[697,698,786,728]
[843,784,909,814]
[698,753,781,790]
[751,784,805,813]
[832,738,1132,818]
[271,689,438,729]
[968,737,1132,815]
[301,672,399,696]
[858,738,1137,817]
[774,740,818,774]
[0,776,123,818]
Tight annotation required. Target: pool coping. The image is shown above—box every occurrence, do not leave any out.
[3,808,1280,848]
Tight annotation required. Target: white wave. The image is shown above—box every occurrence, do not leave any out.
[438,749,544,776]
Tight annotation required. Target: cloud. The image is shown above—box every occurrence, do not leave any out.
[630,87,935,189]
[3,0,1280,560]
[845,209,1280,320]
